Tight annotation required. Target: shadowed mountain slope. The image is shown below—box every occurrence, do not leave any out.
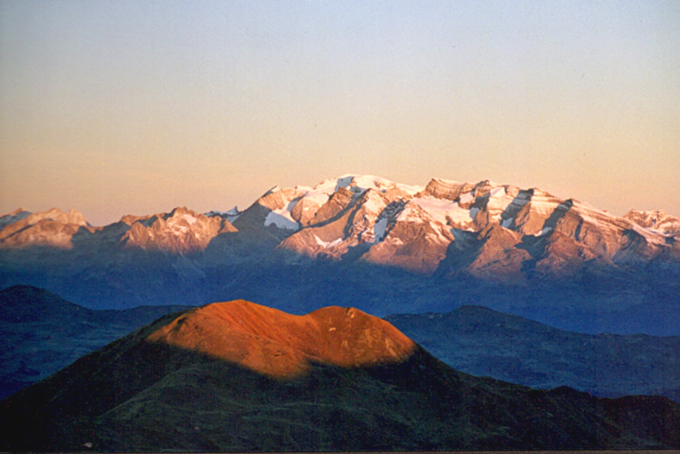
[386,305,680,403]
[0,285,190,399]
[2,300,679,452]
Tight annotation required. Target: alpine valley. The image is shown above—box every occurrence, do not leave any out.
[2,174,679,335]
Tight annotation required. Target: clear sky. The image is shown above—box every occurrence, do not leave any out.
[1,0,678,226]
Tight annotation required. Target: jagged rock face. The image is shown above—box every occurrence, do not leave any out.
[2,175,678,308]
[546,201,674,268]
[343,190,389,243]
[290,195,324,226]
[268,176,677,278]
[362,200,455,273]
[272,178,457,273]
[416,178,474,201]
[0,208,92,249]
[120,207,235,254]
[467,185,520,231]
[625,210,680,236]
[307,186,354,225]
[0,208,31,230]
[462,225,529,281]
[509,189,563,236]
[533,231,609,278]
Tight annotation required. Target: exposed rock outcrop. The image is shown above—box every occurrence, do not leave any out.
[0,208,92,249]
[121,207,235,254]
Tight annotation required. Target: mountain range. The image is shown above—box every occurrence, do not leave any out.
[386,306,680,403]
[3,299,679,451]
[1,174,679,334]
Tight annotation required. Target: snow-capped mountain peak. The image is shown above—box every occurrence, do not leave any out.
[2,174,678,279]
[252,174,679,275]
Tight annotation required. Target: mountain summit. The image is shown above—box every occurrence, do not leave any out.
[0,207,91,249]
[146,301,415,378]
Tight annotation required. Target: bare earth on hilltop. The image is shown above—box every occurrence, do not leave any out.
[147,301,415,378]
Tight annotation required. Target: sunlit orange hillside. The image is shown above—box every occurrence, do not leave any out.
[146,300,416,378]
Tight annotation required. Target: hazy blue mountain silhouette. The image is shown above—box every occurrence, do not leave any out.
[0,285,189,400]
[386,305,680,403]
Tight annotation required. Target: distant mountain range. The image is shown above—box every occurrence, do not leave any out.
[0,285,189,400]
[386,306,680,403]
[3,298,679,451]
[1,174,679,334]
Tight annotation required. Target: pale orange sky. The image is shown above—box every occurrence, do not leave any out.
[1,1,678,225]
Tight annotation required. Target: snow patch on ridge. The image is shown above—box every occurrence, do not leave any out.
[303,191,331,207]
[413,197,474,227]
[396,203,425,223]
[374,217,388,242]
[459,192,475,205]
[485,187,519,222]
[349,175,395,192]
[265,209,299,230]
[313,235,342,249]
[570,200,618,228]
[361,190,387,214]
[397,183,425,195]
[312,174,421,197]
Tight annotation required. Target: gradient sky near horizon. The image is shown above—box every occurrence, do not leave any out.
[1,1,678,226]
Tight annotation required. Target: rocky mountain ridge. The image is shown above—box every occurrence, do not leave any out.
[0,207,92,249]
[119,206,236,253]
[1,175,678,334]
[624,209,680,235]
[3,175,677,273]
